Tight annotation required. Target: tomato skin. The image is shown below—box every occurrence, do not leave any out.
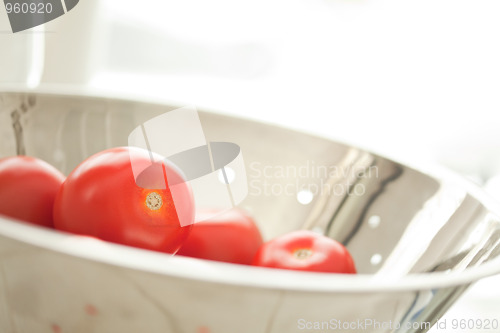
[176,208,263,265]
[53,147,194,254]
[0,156,65,228]
[252,230,356,274]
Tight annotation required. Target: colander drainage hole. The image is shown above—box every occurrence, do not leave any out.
[370,253,383,266]
[368,215,381,228]
[297,189,314,205]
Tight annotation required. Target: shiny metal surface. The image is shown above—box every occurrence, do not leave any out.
[1,92,500,333]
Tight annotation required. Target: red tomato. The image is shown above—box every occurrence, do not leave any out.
[176,208,263,265]
[0,156,65,228]
[252,230,356,273]
[53,147,194,254]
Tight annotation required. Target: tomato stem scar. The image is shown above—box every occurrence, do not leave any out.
[146,192,163,210]
[294,248,313,259]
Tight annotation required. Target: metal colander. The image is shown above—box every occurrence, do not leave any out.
[1,92,500,333]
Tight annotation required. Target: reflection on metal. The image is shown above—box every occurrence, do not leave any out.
[377,184,468,277]
[301,148,377,235]
[7,94,35,156]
